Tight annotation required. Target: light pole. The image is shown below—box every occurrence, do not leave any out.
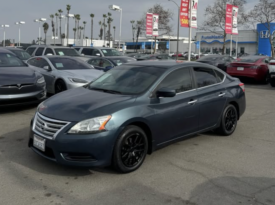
[66,14,74,46]
[34,18,46,45]
[1,25,10,47]
[15,21,25,47]
[168,0,180,60]
[109,5,122,52]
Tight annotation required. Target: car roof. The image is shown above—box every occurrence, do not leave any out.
[30,55,80,60]
[28,45,76,49]
[2,47,23,51]
[74,46,116,49]
[0,48,15,54]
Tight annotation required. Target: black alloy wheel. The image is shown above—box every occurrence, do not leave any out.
[113,125,148,173]
[55,80,67,94]
[216,104,238,136]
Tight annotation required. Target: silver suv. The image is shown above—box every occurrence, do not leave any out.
[74,47,123,57]
[26,45,81,57]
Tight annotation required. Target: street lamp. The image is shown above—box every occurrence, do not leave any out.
[1,25,10,47]
[34,18,46,45]
[66,14,74,46]
[15,21,25,47]
[168,0,180,60]
[109,5,122,52]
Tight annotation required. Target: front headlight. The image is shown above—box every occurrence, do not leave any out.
[68,78,88,84]
[37,76,45,84]
[68,115,112,134]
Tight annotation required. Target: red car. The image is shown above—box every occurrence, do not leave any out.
[227,56,270,83]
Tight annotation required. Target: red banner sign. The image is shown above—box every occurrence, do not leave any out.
[146,13,153,36]
[180,0,190,27]
[225,4,233,34]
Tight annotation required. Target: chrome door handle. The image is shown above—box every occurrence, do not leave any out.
[188,100,197,105]
[218,93,226,97]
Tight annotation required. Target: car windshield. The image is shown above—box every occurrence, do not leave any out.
[100,49,122,56]
[54,48,81,56]
[88,65,166,95]
[49,58,93,70]
[198,56,223,61]
[238,57,264,63]
[0,53,26,67]
[11,50,31,60]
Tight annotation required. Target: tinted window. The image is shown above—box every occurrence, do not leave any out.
[26,47,36,55]
[35,47,44,56]
[54,48,80,56]
[44,48,54,55]
[49,58,92,70]
[35,58,50,68]
[27,58,38,66]
[92,49,101,56]
[107,58,135,65]
[100,49,122,56]
[74,48,80,51]
[0,53,26,67]
[158,68,193,93]
[215,70,225,83]
[11,50,31,60]
[88,59,101,67]
[239,57,264,63]
[88,66,166,95]
[194,67,217,88]
[198,56,223,61]
[82,48,93,55]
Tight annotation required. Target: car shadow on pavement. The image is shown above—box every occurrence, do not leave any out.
[0,127,94,177]
[0,104,39,114]
[189,176,275,205]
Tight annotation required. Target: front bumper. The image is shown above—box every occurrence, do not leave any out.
[28,119,117,168]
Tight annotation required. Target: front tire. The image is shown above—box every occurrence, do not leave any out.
[55,80,67,94]
[270,78,275,87]
[113,125,148,173]
[216,104,238,136]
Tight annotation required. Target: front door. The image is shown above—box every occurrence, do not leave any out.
[150,67,199,145]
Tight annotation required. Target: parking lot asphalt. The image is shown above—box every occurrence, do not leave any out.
[0,83,275,205]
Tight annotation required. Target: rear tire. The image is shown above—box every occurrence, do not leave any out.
[216,104,238,136]
[270,78,275,87]
[55,80,67,94]
[262,73,269,84]
[112,125,148,173]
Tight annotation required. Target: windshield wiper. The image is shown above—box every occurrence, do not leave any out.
[90,88,122,94]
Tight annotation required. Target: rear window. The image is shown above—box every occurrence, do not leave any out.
[54,48,80,56]
[11,50,31,60]
[198,56,223,61]
[49,58,92,70]
[238,57,264,63]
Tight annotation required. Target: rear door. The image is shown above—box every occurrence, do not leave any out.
[193,67,227,130]
[34,47,45,56]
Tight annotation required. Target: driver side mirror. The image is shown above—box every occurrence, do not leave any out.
[156,88,176,98]
[43,65,51,71]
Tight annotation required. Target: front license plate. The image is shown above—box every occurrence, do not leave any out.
[33,135,46,152]
[237,67,244,71]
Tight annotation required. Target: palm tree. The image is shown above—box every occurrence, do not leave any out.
[66,4,71,45]
[73,28,77,44]
[43,22,49,45]
[90,14,94,41]
[107,17,113,47]
[113,26,116,48]
[103,14,107,45]
[61,33,66,45]
[99,21,103,40]
[58,9,63,38]
[55,13,59,38]
[50,14,55,45]
[130,20,135,43]
[79,27,84,41]
[83,21,87,39]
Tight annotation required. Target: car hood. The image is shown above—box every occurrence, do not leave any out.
[62,69,103,82]
[0,67,36,86]
[39,87,136,122]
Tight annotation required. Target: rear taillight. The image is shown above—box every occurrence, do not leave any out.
[239,83,245,92]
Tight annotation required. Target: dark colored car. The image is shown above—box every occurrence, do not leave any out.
[136,54,173,61]
[4,47,31,62]
[0,50,46,106]
[197,55,235,71]
[28,61,246,173]
[227,56,270,83]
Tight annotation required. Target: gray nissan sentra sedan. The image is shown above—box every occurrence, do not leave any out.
[28,61,246,173]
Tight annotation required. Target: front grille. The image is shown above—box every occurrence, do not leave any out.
[1,84,34,89]
[33,112,70,140]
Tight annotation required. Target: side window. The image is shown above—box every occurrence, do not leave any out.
[157,68,193,94]
[262,58,269,63]
[34,58,50,69]
[82,48,93,56]
[27,58,38,66]
[101,59,112,68]
[26,47,36,55]
[214,70,225,83]
[35,47,44,56]
[193,67,218,88]
[92,49,101,56]
[88,59,100,66]
[74,48,80,51]
[44,48,54,55]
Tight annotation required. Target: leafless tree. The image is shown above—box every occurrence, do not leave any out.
[200,0,247,54]
[247,0,275,57]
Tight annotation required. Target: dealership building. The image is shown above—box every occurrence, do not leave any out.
[196,23,275,56]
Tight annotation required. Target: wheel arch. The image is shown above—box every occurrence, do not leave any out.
[54,78,67,93]
[228,101,240,120]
